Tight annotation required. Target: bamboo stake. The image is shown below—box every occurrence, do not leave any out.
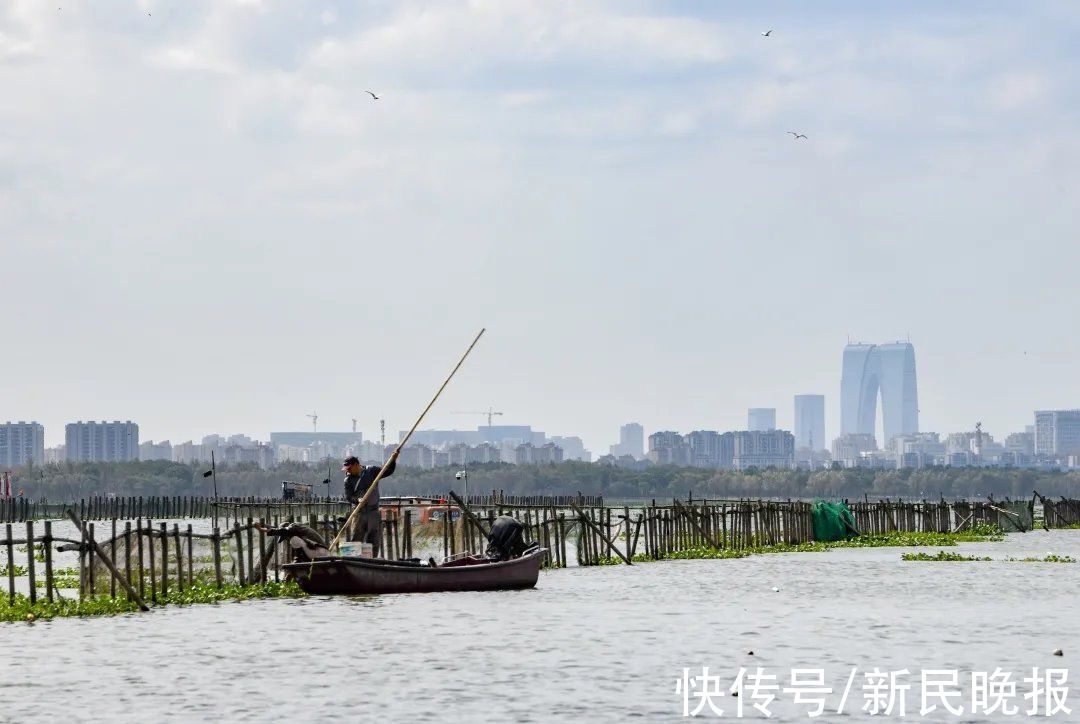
[673,500,722,550]
[570,503,631,565]
[328,328,486,552]
[65,511,148,611]
[449,490,491,541]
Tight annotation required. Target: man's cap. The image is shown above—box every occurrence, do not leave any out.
[341,456,360,470]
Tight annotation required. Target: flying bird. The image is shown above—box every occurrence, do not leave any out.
[787,131,807,140]
[365,90,380,100]
[761,30,773,37]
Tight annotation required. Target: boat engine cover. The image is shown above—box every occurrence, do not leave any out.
[265,523,329,562]
[485,515,527,561]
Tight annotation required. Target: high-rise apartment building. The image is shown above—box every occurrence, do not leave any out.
[65,421,139,462]
[171,441,205,464]
[840,342,919,447]
[516,442,564,465]
[1034,410,1080,457]
[686,430,735,469]
[549,436,591,462]
[0,421,45,467]
[732,430,794,470]
[647,431,690,466]
[609,422,644,459]
[793,395,825,451]
[138,440,173,461]
[748,408,776,432]
[270,431,363,460]
[686,430,719,468]
[1004,431,1035,457]
[220,442,275,469]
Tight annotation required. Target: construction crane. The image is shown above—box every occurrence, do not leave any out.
[453,407,504,427]
[351,418,358,433]
[306,412,318,433]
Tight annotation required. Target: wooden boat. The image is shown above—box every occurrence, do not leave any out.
[282,547,546,595]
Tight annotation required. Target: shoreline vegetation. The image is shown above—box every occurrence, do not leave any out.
[8,459,1080,500]
[595,522,1006,565]
[900,552,1077,563]
[1,580,304,623]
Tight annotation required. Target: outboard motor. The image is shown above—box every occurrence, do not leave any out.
[262,523,331,563]
[485,515,528,561]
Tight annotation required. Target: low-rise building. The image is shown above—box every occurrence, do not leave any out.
[831,433,877,467]
[44,445,66,464]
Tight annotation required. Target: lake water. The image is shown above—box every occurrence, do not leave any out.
[3,529,1079,722]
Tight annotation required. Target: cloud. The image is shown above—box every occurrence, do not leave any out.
[305,1,733,87]
[1,1,1079,449]
[989,71,1052,111]
[498,90,553,107]
[0,33,36,63]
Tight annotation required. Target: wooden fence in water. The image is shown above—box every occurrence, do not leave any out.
[1042,497,1080,528]
[0,495,1060,606]
[0,505,574,606]
[0,492,606,524]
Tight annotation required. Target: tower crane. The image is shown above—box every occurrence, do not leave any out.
[306,412,318,433]
[452,407,504,427]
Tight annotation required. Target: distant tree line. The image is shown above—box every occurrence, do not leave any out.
[8,460,1080,501]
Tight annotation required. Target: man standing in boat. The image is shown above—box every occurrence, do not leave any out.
[342,450,399,556]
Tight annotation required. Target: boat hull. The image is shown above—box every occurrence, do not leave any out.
[282,548,546,595]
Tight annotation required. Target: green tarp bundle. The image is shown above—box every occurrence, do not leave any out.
[812,500,859,541]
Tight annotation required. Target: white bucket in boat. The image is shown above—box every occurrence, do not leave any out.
[339,542,373,558]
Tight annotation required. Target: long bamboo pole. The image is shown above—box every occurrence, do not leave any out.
[327,328,485,553]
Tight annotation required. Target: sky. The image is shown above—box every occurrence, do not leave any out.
[1,1,1079,453]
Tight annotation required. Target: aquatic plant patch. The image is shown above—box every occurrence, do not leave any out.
[1002,554,1076,563]
[901,551,992,562]
[0,580,306,623]
[616,528,1006,564]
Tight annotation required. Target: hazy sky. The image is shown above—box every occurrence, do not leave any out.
[2,1,1078,453]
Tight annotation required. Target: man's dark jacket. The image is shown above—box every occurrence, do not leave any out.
[344,458,396,510]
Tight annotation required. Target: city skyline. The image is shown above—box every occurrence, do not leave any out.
[12,336,1063,457]
[9,392,1078,466]
[23,409,1079,472]
[2,3,1078,457]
